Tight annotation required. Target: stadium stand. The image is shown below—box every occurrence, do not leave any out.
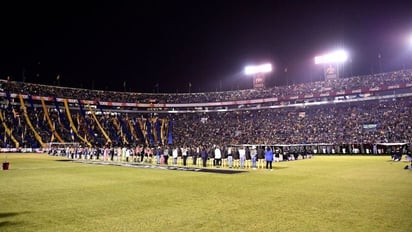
[1,69,412,159]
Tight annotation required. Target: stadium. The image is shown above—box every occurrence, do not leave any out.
[1,2,412,232]
[1,69,412,155]
[1,67,412,231]
[1,70,412,153]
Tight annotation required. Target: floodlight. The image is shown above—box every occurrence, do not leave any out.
[314,50,348,64]
[409,34,412,46]
[244,63,272,75]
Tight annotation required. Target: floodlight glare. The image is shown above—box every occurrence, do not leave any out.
[314,50,348,64]
[244,63,272,75]
[409,34,412,46]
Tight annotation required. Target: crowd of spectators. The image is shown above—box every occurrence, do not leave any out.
[1,95,411,153]
[172,97,412,148]
[1,69,412,155]
[1,69,412,104]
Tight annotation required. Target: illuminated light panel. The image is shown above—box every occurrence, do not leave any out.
[244,63,272,75]
[314,50,348,64]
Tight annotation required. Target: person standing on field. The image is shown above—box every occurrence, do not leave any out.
[200,145,208,167]
[214,145,222,167]
[103,146,109,161]
[155,146,162,165]
[265,147,274,170]
[251,146,257,169]
[172,146,179,165]
[227,147,233,168]
[192,146,199,166]
[182,146,188,166]
[163,146,169,165]
[238,146,246,168]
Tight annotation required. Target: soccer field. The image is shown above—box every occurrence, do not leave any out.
[0,153,411,232]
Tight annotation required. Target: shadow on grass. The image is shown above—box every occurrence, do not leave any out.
[0,220,24,228]
[385,160,410,164]
[64,159,295,173]
[0,211,30,219]
[0,212,21,218]
[196,168,246,174]
[273,166,288,169]
[0,212,29,229]
[71,160,250,174]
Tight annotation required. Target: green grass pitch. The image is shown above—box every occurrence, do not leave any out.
[0,153,412,232]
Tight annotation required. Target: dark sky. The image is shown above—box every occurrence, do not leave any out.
[1,1,412,93]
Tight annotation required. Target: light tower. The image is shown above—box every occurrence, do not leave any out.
[409,34,412,47]
[314,50,348,80]
[408,34,412,69]
[244,63,272,89]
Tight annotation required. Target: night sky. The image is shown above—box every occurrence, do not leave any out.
[1,1,412,93]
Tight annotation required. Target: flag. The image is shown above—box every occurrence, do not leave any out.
[161,119,165,144]
[133,118,145,143]
[155,118,161,145]
[146,118,154,145]
[167,119,173,145]
[56,75,61,86]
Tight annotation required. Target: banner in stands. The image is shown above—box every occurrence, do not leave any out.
[1,82,412,109]
[0,148,44,153]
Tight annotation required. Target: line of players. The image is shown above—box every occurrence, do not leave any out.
[47,144,313,169]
